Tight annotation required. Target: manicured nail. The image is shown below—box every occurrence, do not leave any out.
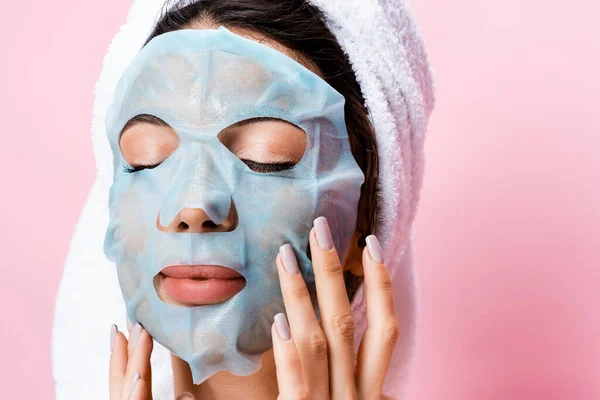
[366,235,384,264]
[274,313,291,341]
[127,315,133,331]
[129,372,140,396]
[176,392,197,400]
[110,325,117,352]
[279,244,299,274]
[314,216,333,250]
[130,324,142,351]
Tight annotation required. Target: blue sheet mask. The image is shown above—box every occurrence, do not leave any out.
[104,26,365,383]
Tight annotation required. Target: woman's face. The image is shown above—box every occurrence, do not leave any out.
[104,25,365,383]
[117,25,361,306]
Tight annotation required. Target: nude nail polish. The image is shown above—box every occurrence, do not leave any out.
[279,244,299,274]
[366,234,384,264]
[110,325,117,352]
[314,216,333,250]
[274,313,291,341]
[130,324,142,351]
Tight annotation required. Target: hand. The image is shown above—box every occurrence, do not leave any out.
[272,217,399,400]
[109,323,196,400]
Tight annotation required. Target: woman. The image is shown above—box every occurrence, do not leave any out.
[52,1,435,399]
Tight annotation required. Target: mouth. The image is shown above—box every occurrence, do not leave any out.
[154,265,246,307]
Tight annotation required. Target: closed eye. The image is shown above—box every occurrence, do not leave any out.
[217,118,307,173]
[123,160,295,174]
[119,114,179,172]
[241,159,297,173]
[123,163,161,173]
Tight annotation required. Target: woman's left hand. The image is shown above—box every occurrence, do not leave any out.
[272,216,400,400]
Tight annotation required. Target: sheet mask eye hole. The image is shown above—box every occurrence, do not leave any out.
[217,117,307,173]
[119,114,179,172]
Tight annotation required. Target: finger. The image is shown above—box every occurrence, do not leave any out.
[128,324,153,399]
[109,325,128,400]
[272,314,309,399]
[120,324,154,400]
[310,217,356,399]
[127,373,149,400]
[129,324,153,394]
[276,245,329,396]
[356,235,400,399]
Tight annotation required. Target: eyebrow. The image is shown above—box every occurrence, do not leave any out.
[228,117,287,128]
[120,114,169,135]
[121,115,288,132]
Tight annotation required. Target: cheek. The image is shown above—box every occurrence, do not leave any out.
[314,118,343,173]
[112,183,151,254]
[315,183,358,256]
[117,261,141,299]
[257,183,315,252]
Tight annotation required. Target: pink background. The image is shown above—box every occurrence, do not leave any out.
[1,0,598,398]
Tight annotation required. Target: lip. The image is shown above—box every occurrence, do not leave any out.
[156,265,246,306]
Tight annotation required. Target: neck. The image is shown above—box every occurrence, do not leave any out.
[172,350,280,400]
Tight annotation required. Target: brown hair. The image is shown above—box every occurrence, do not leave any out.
[146,0,379,301]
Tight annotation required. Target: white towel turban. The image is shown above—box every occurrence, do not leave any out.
[52,0,434,398]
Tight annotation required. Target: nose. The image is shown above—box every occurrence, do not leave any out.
[156,199,238,233]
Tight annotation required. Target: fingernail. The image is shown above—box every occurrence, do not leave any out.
[127,315,133,331]
[176,392,197,400]
[279,244,299,274]
[366,235,384,264]
[314,216,333,250]
[110,324,117,352]
[129,372,140,396]
[130,323,142,351]
[274,313,291,341]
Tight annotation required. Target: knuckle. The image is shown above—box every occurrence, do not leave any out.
[286,346,303,367]
[331,310,355,344]
[291,283,310,299]
[378,271,394,293]
[322,259,343,274]
[304,330,328,360]
[293,383,310,400]
[382,319,401,348]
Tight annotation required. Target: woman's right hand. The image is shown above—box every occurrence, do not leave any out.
[109,324,196,400]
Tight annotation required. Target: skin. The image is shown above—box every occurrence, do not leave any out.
[108,25,399,400]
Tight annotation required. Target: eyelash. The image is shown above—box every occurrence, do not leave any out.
[123,164,159,173]
[122,160,296,174]
[240,159,296,173]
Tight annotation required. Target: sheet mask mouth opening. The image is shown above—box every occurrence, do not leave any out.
[153,265,246,307]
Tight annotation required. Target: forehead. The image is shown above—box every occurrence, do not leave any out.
[106,25,347,149]
[183,22,323,77]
